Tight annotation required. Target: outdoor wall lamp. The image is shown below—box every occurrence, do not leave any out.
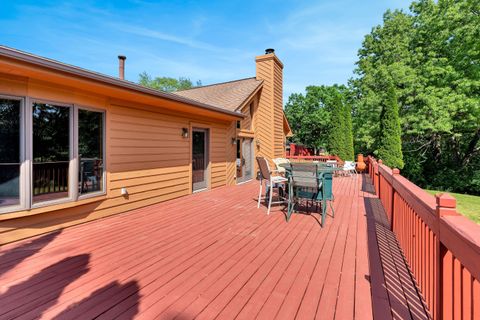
[182,128,189,138]
[231,138,237,145]
[256,139,261,147]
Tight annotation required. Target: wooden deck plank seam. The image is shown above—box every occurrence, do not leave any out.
[172,208,312,314]
[99,199,301,318]
[315,176,356,320]
[6,188,270,318]
[49,194,286,318]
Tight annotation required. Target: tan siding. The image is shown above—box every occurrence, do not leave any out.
[226,121,237,185]
[210,126,228,188]
[255,53,285,162]
[255,59,274,161]
[0,78,236,244]
[273,62,284,157]
[239,100,255,132]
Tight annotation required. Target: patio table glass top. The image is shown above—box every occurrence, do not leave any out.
[277,162,343,173]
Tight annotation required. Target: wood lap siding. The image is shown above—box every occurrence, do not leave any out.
[108,104,191,200]
[240,103,252,131]
[225,121,237,186]
[210,126,228,189]
[273,63,284,158]
[0,84,234,244]
[254,55,284,162]
[255,59,274,160]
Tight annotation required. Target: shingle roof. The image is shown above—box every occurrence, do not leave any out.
[173,77,263,112]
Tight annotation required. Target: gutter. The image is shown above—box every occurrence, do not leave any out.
[0,45,244,119]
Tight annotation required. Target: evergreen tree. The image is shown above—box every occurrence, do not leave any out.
[376,82,404,168]
[328,94,346,159]
[343,102,354,161]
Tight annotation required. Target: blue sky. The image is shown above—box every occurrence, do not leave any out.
[1,0,411,99]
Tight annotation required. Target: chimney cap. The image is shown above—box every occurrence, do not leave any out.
[118,55,126,60]
[265,48,275,54]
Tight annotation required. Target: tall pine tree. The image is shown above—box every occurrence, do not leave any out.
[377,82,404,168]
[328,94,346,159]
[343,102,354,161]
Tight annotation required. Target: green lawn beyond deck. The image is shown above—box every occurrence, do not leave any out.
[426,190,480,224]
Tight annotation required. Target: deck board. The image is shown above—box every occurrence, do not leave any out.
[0,175,430,319]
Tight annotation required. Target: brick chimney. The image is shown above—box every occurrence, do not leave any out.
[255,48,284,159]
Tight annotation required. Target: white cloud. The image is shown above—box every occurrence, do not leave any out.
[107,23,223,52]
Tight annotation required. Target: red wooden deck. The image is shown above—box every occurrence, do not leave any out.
[0,175,430,319]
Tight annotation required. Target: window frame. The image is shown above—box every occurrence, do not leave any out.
[30,98,75,209]
[76,105,107,201]
[0,94,107,215]
[0,94,26,214]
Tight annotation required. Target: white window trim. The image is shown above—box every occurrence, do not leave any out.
[0,95,26,214]
[76,104,107,201]
[30,99,76,209]
[0,95,107,214]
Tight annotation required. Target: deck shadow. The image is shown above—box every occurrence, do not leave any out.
[361,173,376,194]
[0,229,62,277]
[0,254,90,319]
[54,280,141,319]
[364,190,431,320]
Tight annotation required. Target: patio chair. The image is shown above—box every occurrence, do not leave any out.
[256,157,288,215]
[326,159,338,167]
[272,158,290,174]
[288,163,321,221]
[315,171,334,226]
[342,161,357,176]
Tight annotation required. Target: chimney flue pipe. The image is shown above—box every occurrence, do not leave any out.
[118,55,126,80]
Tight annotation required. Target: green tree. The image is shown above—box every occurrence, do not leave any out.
[376,82,404,168]
[343,101,354,161]
[138,72,202,92]
[328,93,346,159]
[352,0,480,194]
[284,85,353,154]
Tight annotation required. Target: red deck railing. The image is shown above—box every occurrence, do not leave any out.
[367,156,480,320]
[285,155,338,162]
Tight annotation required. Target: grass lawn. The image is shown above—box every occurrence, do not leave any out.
[426,190,480,224]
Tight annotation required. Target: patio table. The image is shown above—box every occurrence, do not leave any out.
[278,162,340,222]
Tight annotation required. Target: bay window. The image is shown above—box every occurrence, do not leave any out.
[0,95,105,214]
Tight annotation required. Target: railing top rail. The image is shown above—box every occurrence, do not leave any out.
[369,155,480,281]
[440,215,480,280]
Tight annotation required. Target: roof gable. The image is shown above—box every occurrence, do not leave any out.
[173,78,263,112]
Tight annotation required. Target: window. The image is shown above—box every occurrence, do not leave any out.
[236,120,240,129]
[78,109,104,196]
[236,140,241,159]
[32,103,71,204]
[0,98,21,209]
[0,95,106,214]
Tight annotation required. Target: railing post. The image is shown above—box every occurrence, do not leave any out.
[435,193,457,320]
[375,160,382,197]
[391,168,400,231]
